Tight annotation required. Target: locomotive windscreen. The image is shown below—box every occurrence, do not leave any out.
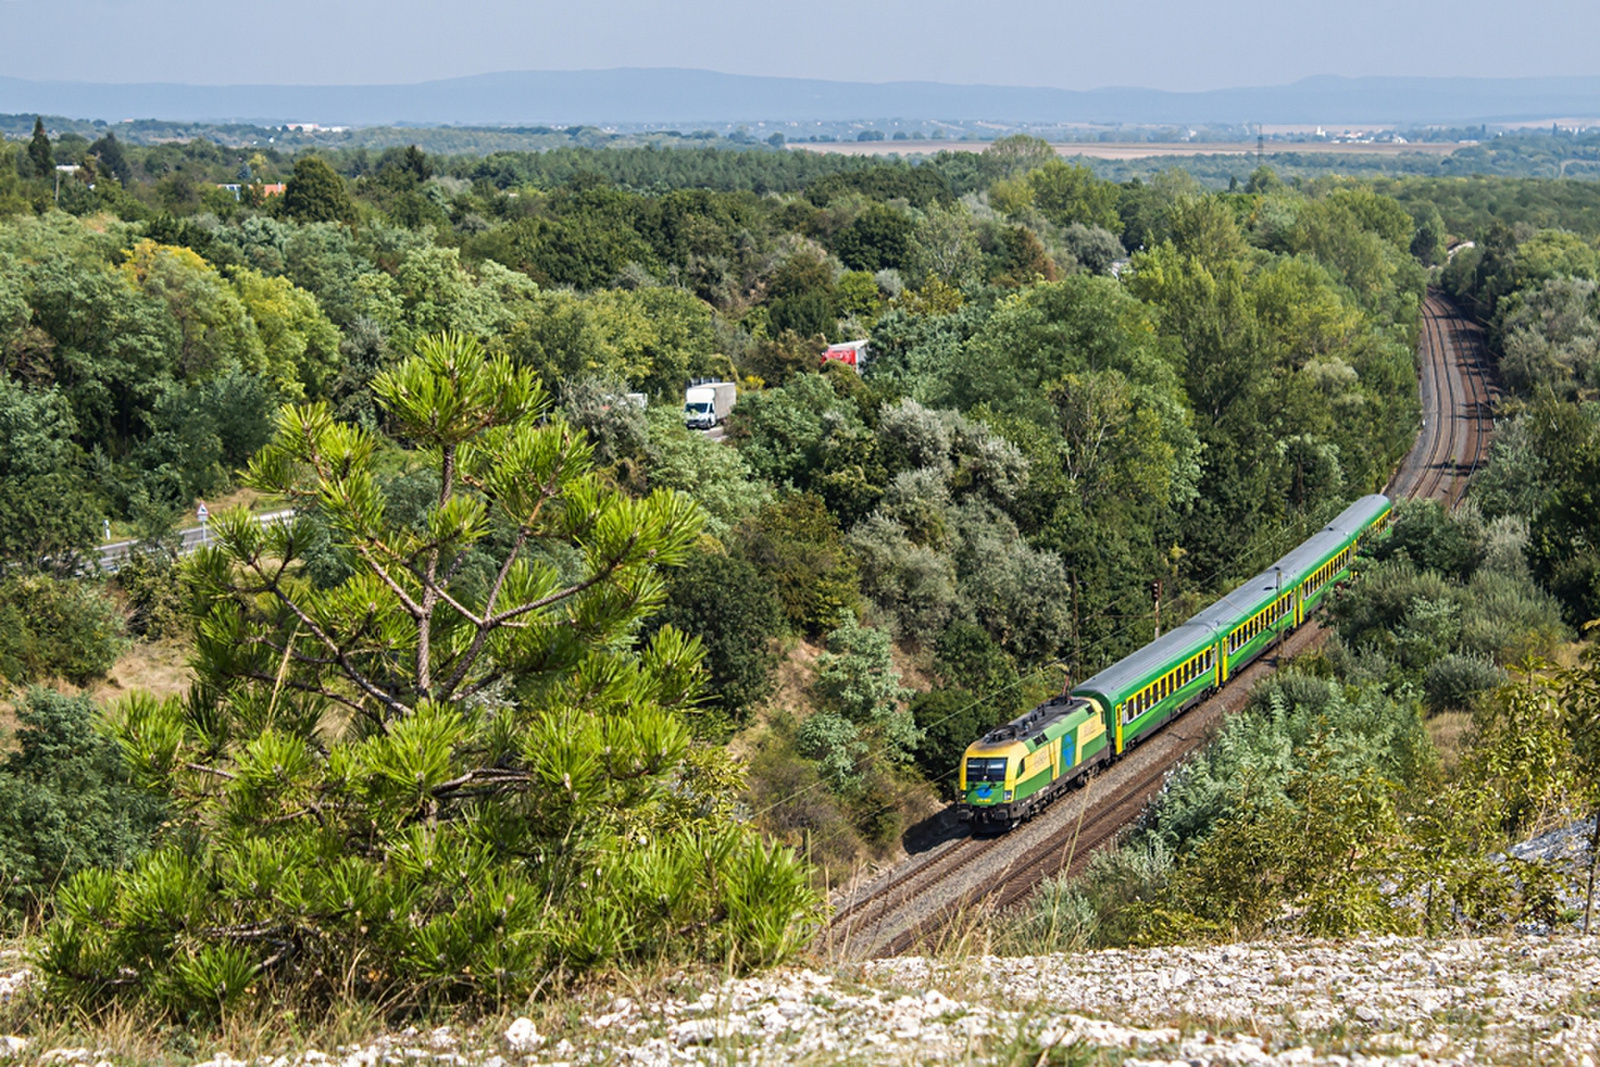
[965,758,1008,782]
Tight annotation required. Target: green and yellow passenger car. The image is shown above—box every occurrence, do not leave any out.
[961,494,1392,830]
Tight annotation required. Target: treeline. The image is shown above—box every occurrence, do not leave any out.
[1439,206,1600,627]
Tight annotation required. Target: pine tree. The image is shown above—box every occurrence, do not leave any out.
[281,155,354,224]
[27,117,53,179]
[39,332,817,1017]
[87,131,131,185]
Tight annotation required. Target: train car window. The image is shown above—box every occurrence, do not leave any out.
[966,758,1008,782]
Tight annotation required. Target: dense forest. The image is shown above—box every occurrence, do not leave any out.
[3,120,1600,1020]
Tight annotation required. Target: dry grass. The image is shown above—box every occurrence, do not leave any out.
[0,640,192,753]
[891,641,937,695]
[767,638,822,717]
[1426,710,1474,776]
[86,640,194,707]
[206,486,288,516]
[0,699,17,750]
[0,941,734,1067]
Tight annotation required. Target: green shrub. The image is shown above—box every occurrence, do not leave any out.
[909,688,994,794]
[111,549,186,640]
[646,550,783,730]
[0,690,166,926]
[734,492,862,635]
[1423,654,1507,716]
[0,575,126,685]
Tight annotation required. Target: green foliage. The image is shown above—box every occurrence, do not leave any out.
[27,118,53,179]
[1460,666,1575,837]
[1025,160,1122,233]
[908,202,982,289]
[1370,499,1484,581]
[813,611,915,741]
[504,285,718,400]
[1014,670,1436,945]
[112,546,187,640]
[1423,653,1507,716]
[280,156,355,224]
[833,204,915,273]
[733,492,861,635]
[647,549,783,729]
[643,407,769,537]
[231,266,343,400]
[0,377,99,571]
[132,370,276,507]
[733,374,879,521]
[1059,223,1124,274]
[86,132,132,186]
[39,333,817,1017]
[1335,554,1566,672]
[909,619,1024,791]
[798,610,916,793]
[560,374,648,470]
[0,690,166,926]
[0,575,126,686]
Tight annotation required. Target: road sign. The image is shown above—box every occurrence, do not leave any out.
[197,503,209,523]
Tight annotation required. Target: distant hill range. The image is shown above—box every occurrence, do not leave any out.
[4,70,1600,128]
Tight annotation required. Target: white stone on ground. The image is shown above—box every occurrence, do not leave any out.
[5,934,1600,1064]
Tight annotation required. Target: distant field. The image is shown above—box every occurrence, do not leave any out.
[790,140,1466,160]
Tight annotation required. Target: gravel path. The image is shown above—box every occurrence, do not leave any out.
[5,933,1599,1065]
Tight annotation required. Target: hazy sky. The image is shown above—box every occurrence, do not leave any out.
[6,0,1600,90]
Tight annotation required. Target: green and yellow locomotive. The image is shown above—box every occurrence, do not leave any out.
[961,494,1392,830]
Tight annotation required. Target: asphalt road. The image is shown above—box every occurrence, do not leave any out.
[97,508,295,572]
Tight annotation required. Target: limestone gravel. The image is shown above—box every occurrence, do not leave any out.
[2,935,1598,1064]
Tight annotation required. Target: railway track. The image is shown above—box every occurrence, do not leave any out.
[1388,292,1496,505]
[821,291,1499,961]
[824,620,1328,959]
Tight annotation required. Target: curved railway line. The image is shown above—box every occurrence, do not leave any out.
[821,291,1499,961]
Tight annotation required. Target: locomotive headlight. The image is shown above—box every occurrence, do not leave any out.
[1004,790,1013,801]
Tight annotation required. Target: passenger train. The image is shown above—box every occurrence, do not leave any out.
[959,494,1393,830]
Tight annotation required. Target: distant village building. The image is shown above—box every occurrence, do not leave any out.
[217,183,287,201]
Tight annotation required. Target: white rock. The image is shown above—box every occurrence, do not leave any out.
[671,1018,721,1047]
[503,1017,541,1053]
